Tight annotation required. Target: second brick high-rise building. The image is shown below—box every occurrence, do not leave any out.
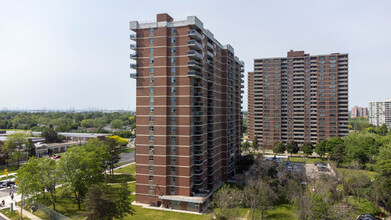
[129,14,244,212]
[248,50,349,148]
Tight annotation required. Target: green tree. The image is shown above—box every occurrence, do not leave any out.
[243,178,276,220]
[329,142,346,167]
[242,141,251,154]
[25,139,36,158]
[375,144,391,209]
[115,181,135,219]
[16,157,41,199]
[252,136,259,154]
[85,185,116,220]
[315,140,327,158]
[310,193,331,220]
[3,132,29,168]
[110,119,124,129]
[105,137,122,175]
[286,141,299,156]
[301,143,313,157]
[213,185,242,220]
[273,141,285,155]
[41,126,61,143]
[59,139,109,209]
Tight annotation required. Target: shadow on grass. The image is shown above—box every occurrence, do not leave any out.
[106,174,135,183]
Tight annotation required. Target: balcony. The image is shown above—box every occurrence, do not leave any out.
[188,50,203,60]
[130,53,137,60]
[129,44,137,50]
[130,64,137,69]
[188,60,203,69]
[207,51,213,58]
[188,40,203,51]
[130,73,137,79]
[207,41,213,50]
[188,70,203,78]
[129,34,137,41]
[188,29,203,41]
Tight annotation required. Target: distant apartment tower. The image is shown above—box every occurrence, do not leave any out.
[369,98,391,128]
[248,50,349,148]
[129,14,244,212]
[351,106,368,118]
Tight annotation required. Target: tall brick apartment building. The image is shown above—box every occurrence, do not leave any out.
[129,14,244,212]
[248,50,348,148]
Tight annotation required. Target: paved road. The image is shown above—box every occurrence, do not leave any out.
[119,151,135,164]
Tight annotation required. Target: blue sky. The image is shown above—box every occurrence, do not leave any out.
[1,0,390,111]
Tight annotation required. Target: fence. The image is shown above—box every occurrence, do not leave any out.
[30,202,72,220]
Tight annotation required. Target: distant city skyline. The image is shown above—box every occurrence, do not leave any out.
[1,0,391,110]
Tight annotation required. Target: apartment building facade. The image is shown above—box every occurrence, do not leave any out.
[369,98,391,129]
[350,106,368,118]
[248,50,349,148]
[129,14,244,212]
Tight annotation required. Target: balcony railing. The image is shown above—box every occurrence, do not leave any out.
[130,73,137,79]
[188,70,203,78]
[129,34,137,40]
[188,50,203,60]
[129,44,137,50]
[130,64,137,69]
[130,53,137,59]
[188,40,203,50]
[188,29,203,41]
[188,60,203,69]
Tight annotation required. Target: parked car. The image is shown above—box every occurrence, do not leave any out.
[0,181,15,188]
[52,154,61,159]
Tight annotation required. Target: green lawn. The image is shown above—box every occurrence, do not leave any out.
[106,174,135,183]
[124,206,208,220]
[114,163,136,174]
[0,165,19,173]
[347,196,384,218]
[246,204,297,220]
[286,157,324,164]
[337,168,377,180]
[0,208,31,220]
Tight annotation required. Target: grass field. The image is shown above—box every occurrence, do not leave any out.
[286,157,324,164]
[0,208,31,220]
[114,163,136,174]
[337,168,377,179]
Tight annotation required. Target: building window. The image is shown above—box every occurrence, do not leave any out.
[150,68,154,74]
[149,145,154,151]
[171,166,175,172]
[149,165,153,171]
[171,77,176,83]
[149,48,154,54]
[171,57,176,63]
[149,77,154,83]
[171,47,176,53]
[149,185,153,190]
[150,58,154,64]
[171,37,176,43]
[149,136,154,141]
[171,27,176,33]
[149,116,154,122]
[149,176,153,181]
[171,67,176,73]
[149,126,154,132]
[149,106,154,112]
[171,107,176,112]
[171,87,176,93]
[171,176,175,182]
[171,127,176,133]
[150,87,154,93]
[149,155,154,161]
[150,28,154,34]
[171,97,176,104]
[150,97,154,103]
[171,136,176,142]
[150,38,154,44]
[170,187,175,194]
